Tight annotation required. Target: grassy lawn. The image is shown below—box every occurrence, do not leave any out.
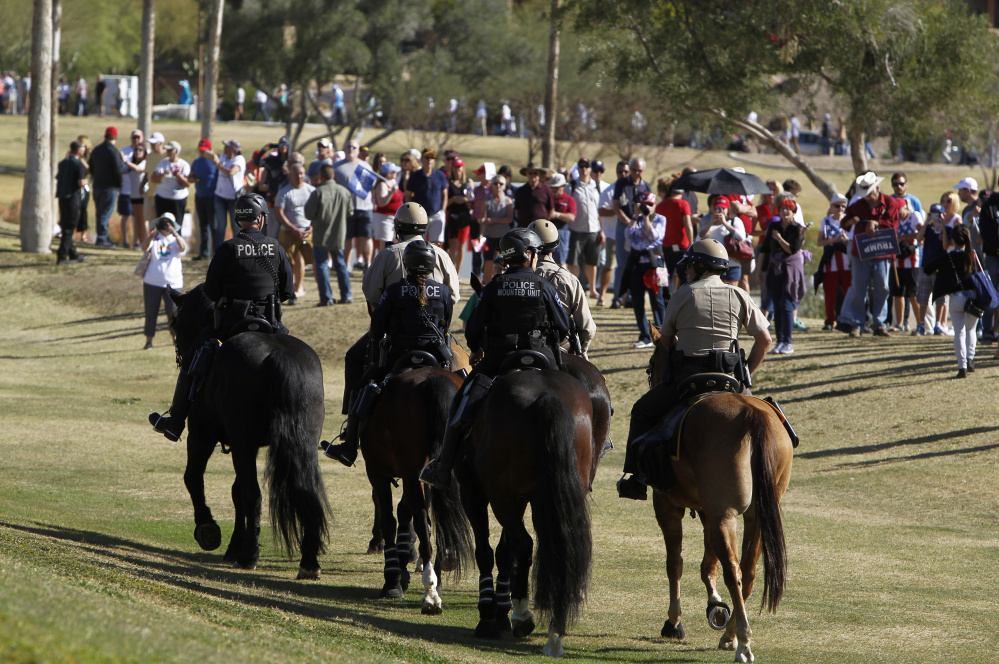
[1,119,997,663]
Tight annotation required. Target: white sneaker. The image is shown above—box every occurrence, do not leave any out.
[781,344,794,355]
[633,340,654,349]
[770,342,785,354]
[943,327,955,336]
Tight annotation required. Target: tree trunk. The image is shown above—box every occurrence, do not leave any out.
[138,0,155,137]
[50,0,61,179]
[541,0,561,170]
[21,0,54,253]
[200,0,224,140]
[691,105,840,200]
[849,123,868,176]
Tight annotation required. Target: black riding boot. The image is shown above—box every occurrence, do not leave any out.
[321,414,361,467]
[149,369,192,442]
[419,420,465,489]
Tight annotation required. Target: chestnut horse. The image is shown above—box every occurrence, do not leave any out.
[648,326,793,663]
[359,365,471,613]
[433,368,593,657]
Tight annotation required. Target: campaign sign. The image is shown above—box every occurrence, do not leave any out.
[856,228,899,261]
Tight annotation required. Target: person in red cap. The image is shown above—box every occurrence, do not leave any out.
[189,138,221,259]
[697,195,747,286]
[87,126,124,246]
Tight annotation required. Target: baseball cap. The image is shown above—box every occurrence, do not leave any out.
[473,164,486,174]
[165,140,181,153]
[359,146,370,155]
[954,177,979,191]
[443,149,458,159]
[197,138,212,151]
[578,157,591,168]
[148,132,165,144]
[381,162,402,175]
[549,173,567,188]
[422,148,436,159]
[104,126,118,139]
[591,160,605,173]
[223,139,241,150]
[453,158,465,167]
[638,191,657,206]
[317,137,333,149]
[714,197,731,209]
[278,136,291,148]
[929,203,945,214]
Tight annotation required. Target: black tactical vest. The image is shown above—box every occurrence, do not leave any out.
[387,279,449,340]
[222,234,281,301]
[486,271,550,350]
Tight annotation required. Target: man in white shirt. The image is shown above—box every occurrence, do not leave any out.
[569,157,608,297]
[235,86,245,121]
[212,139,246,234]
[594,161,618,306]
[275,163,317,304]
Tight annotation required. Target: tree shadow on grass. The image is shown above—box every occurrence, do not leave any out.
[24,312,145,330]
[797,425,999,460]
[0,520,629,659]
[834,441,999,468]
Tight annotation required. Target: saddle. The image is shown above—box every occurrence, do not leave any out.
[498,350,553,373]
[227,317,275,336]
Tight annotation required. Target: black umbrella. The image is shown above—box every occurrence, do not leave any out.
[671,168,771,196]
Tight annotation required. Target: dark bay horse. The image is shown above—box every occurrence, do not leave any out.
[359,366,470,613]
[560,353,613,488]
[647,326,793,663]
[168,285,330,578]
[433,368,593,657]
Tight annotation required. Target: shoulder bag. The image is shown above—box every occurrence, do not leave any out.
[134,246,153,277]
[723,232,755,262]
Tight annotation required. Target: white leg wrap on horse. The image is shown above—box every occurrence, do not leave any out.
[495,578,512,610]
[542,631,565,657]
[512,598,532,622]
[735,641,754,663]
[422,561,441,608]
[478,575,494,606]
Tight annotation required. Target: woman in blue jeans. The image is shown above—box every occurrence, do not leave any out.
[762,196,804,354]
[625,192,667,349]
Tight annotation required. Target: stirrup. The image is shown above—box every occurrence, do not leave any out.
[322,441,357,467]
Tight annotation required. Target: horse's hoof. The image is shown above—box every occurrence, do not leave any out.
[735,643,754,662]
[380,584,404,599]
[366,539,385,555]
[421,600,442,615]
[297,566,321,580]
[707,601,731,631]
[193,522,222,551]
[400,569,411,592]
[718,636,737,651]
[496,613,512,633]
[232,559,257,571]
[512,616,536,638]
[474,619,502,639]
[661,619,685,639]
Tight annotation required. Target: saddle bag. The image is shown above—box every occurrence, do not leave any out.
[351,382,383,419]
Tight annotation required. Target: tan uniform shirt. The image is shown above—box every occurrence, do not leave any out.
[660,274,768,355]
[536,256,596,352]
[362,236,461,306]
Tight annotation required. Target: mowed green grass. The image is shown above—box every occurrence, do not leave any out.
[2,119,998,663]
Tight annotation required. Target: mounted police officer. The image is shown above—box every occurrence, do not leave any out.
[322,240,454,466]
[419,228,571,488]
[617,238,772,500]
[528,219,597,357]
[148,192,294,442]
[331,202,460,462]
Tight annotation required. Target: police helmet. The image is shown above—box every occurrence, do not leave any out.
[394,202,429,236]
[498,228,544,265]
[234,193,268,224]
[403,239,436,276]
[527,219,559,253]
[677,238,729,271]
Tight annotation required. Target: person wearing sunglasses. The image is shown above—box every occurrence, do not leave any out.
[817,193,852,330]
[890,171,923,215]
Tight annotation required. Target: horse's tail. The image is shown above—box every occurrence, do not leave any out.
[531,392,592,633]
[748,405,787,614]
[263,351,331,557]
[425,373,471,580]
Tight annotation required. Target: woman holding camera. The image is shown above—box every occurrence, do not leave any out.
[625,191,667,349]
[140,213,187,350]
[923,224,977,378]
[760,195,805,354]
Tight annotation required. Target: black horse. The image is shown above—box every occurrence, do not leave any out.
[168,284,331,578]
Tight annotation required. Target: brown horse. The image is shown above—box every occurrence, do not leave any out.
[433,368,594,657]
[359,365,471,613]
[647,326,793,663]
[364,340,472,558]
[561,353,613,488]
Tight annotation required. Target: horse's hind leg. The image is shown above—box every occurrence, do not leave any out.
[493,532,512,632]
[223,476,245,563]
[183,435,221,552]
[705,513,754,662]
[367,469,404,599]
[698,511,733,637]
[462,485,500,639]
[739,503,763,601]
[395,499,413,592]
[504,514,536,639]
[404,480,440,615]
[230,450,262,570]
[653,491,686,639]
[367,488,385,554]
